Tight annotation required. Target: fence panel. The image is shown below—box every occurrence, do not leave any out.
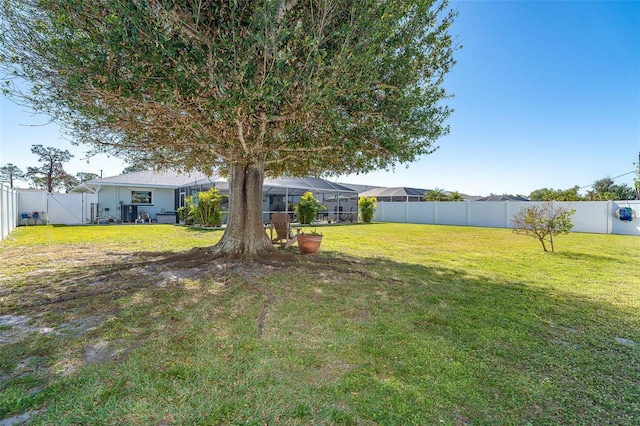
[406,202,435,224]
[375,202,409,223]
[469,202,509,228]
[436,202,468,226]
[611,201,640,236]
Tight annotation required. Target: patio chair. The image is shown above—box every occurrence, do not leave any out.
[270,212,297,248]
[136,210,150,223]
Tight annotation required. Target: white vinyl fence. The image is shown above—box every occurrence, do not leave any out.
[17,190,98,226]
[2,189,639,238]
[374,200,640,236]
[1,183,18,240]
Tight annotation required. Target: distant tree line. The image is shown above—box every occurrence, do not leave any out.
[0,144,141,191]
[420,175,639,202]
[529,177,638,201]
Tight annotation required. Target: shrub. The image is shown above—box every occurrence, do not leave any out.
[176,205,190,224]
[184,188,226,227]
[513,202,575,252]
[358,196,377,223]
[295,192,323,224]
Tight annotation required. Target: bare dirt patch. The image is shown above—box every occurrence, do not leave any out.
[0,242,337,347]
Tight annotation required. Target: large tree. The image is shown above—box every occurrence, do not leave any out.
[26,145,74,193]
[0,0,457,259]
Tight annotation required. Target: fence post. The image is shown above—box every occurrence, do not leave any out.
[435,203,438,224]
[505,202,509,229]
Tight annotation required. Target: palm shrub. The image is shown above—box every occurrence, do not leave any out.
[186,188,227,227]
[358,196,377,223]
[295,191,323,224]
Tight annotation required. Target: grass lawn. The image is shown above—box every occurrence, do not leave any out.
[1,223,639,425]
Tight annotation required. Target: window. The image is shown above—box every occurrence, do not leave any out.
[132,190,152,204]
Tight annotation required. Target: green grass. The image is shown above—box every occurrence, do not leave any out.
[1,223,639,425]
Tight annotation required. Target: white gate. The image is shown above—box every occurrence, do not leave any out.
[18,191,98,225]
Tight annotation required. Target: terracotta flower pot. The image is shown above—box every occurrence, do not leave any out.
[297,234,323,255]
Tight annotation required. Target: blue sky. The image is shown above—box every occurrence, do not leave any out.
[1,0,639,196]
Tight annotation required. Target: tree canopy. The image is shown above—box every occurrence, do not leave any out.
[528,186,582,202]
[26,145,74,193]
[1,0,458,258]
[0,163,24,188]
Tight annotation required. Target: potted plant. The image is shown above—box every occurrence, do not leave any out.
[296,228,323,255]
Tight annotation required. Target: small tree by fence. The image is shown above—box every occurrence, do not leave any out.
[512,202,575,252]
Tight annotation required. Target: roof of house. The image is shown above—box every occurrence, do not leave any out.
[73,170,214,192]
[73,170,358,195]
[475,194,530,202]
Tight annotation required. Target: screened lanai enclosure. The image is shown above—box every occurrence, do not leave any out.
[180,176,359,223]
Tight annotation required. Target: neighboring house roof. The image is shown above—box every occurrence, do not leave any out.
[475,194,530,202]
[359,187,427,198]
[337,183,382,193]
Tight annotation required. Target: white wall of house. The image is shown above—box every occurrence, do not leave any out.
[95,186,177,221]
[374,200,640,236]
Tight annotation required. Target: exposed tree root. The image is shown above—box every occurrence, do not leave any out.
[253,283,277,338]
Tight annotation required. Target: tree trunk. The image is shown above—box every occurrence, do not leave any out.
[210,162,277,260]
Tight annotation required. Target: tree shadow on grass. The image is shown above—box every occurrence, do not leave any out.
[1,248,639,425]
[183,226,225,234]
[555,250,627,263]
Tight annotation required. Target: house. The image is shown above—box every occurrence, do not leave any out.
[72,170,211,223]
[72,170,358,223]
[181,175,358,222]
